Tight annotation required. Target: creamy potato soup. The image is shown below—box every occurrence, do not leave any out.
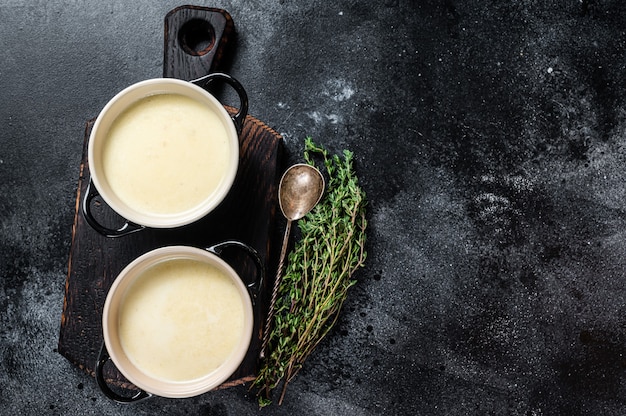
[118,258,245,382]
[102,93,231,215]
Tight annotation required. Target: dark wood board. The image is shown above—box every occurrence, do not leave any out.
[163,6,235,79]
[58,6,284,394]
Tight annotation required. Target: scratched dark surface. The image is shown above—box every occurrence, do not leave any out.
[2,1,626,415]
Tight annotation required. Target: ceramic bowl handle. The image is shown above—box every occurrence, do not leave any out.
[95,343,152,403]
[191,72,249,134]
[206,240,264,303]
[82,179,145,238]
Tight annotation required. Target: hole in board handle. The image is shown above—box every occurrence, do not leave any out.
[178,19,216,56]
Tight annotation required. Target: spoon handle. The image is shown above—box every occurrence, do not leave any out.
[260,219,292,359]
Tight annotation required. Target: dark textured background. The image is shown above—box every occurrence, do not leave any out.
[2,0,626,415]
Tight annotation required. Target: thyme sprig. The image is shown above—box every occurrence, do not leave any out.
[253,137,367,406]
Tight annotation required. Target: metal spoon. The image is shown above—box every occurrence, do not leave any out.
[260,163,325,359]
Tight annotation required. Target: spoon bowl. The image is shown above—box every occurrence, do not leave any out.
[279,164,326,221]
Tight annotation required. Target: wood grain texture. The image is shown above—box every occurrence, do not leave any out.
[163,6,234,80]
[58,6,283,395]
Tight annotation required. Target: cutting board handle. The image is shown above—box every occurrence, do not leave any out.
[163,6,235,80]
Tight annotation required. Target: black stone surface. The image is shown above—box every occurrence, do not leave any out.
[2,0,626,415]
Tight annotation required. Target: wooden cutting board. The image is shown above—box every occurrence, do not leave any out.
[58,6,283,393]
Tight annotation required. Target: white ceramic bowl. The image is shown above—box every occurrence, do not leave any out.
[101,245,254,398]
[88,78,241,229]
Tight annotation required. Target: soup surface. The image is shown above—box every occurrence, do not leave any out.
[102,93,231,215]
[118,258,245,382]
